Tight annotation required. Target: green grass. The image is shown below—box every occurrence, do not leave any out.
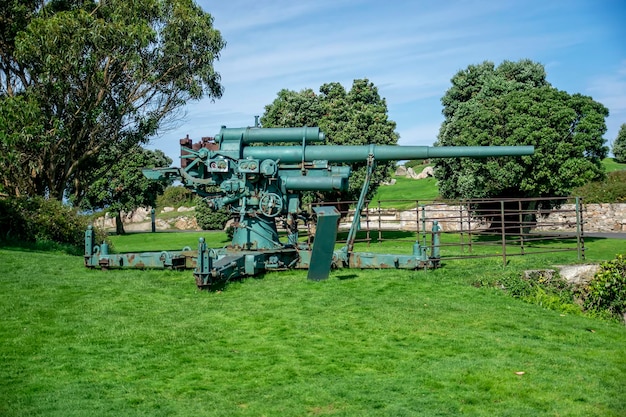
[375,158,626,206]
[107,231,229,252]
[602,157,626,173]
[372,176,439,208]
[1,233,625,416]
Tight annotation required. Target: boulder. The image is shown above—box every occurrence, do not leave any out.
[556,264,600,286]
[395,165,407,176]
[406,167,420,179]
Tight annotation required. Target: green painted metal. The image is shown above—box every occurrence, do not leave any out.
[307,206,341,281]
[216,126,325,145]
[84,226,195,270]
[243,144,534,163]
[87,125,534,289]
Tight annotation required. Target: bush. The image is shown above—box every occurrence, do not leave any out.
[572,170,626,203]
[0,196,108,251]
[400,160,430,170]
[581,254,626,321]
[156,186,194,209]
[194,197,231,231]
[613,123,626,163]
[474,270,581,315]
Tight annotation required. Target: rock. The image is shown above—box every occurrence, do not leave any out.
[156,219,170,229]
[413,166,434,180]
[174,216,198,230]
[523,269,556,281]
[177,206,195,212]
[556,264,600,286]
[224,218,235,232]
[406,167,420,179]
[128,207,149,223]
[162,207,175,213]
[522,265,601,288]
[395,166,407,176]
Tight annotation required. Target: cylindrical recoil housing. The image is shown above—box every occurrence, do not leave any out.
[282,176,349,192]
[215,126,325,145]
[244,144,535,163]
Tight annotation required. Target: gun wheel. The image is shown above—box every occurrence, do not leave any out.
[259,193,283,217]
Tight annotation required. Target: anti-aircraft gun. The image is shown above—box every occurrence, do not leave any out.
[84,124,534,289]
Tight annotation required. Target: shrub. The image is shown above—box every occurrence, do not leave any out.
[156,186,194,209]
[613,123,626,163]
[581,254,626,321]
[475,270,581,315]
[194,197,231,231]
[572,171,626,203]
[401,159,429,170]
[0,196,108,251]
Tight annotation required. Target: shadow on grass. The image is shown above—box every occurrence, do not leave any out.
[470,232,607,247]
[0,239,83,256]
[335,273,359,280]
[336,230,417,242]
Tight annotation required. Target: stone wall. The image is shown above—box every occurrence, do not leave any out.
[537,203,626,233]
[93,206,199,231]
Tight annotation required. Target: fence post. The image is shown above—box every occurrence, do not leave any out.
[575,197,585,260]
[518,200,524,256]
[459,204,465,252]
[501,200,507,266]
[467,201,473,253]
[377,200,382,244]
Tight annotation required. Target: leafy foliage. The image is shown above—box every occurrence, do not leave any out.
[435,60,609,202]
[402,159,429,170]
[475,271,581,315]
[0,195,107,249]
[194,197,231,231]
[76,146,172,234]
[156,186,195,209]
[613,123,626,163]
[582,254,626,321]
[0,0,225,201]
[572,170,626,203]
[261,79,399,206]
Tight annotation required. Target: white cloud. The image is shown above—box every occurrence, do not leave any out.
[149,0,626,163]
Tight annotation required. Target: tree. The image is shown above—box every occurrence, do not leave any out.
[261,79,400,208]
[0,0,225,201]
[78,147,172,235]
[435,60,608,203]
[613,124,626,163]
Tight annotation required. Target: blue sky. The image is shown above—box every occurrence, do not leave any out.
[149,0,626,162]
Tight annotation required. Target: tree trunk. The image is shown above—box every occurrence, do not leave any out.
[115,212,126,235]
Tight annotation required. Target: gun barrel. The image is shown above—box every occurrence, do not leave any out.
[244,145,534,163]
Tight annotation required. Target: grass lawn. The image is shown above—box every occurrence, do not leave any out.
[371,176,439,209]
[1,232,625,416]
[602,157,626,173]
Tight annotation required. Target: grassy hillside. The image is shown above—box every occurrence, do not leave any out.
[372,176,439,208]
[374,158,626,204]
[1,233,625,416]
[603,157,626,173]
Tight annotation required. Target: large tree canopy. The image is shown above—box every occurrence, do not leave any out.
[435,60,608,201]
[0,0,225,201]
[261,79,400,205]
